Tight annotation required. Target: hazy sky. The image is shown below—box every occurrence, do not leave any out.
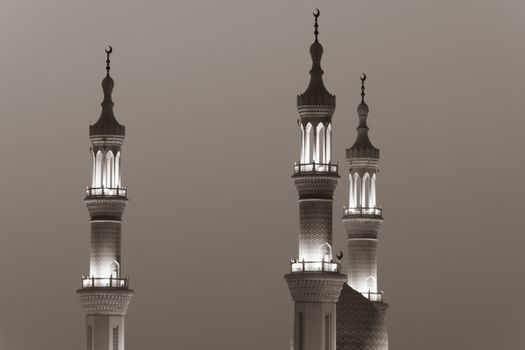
[0,1,525,350]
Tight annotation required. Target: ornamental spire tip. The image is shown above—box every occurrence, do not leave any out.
[105,45,113,76]
[360,73,367,103]
[313,9,320,42]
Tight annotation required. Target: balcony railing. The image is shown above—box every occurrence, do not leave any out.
[343,206,382,217]
[362,291,384,302]
[293,161,339,175]
[290,260,341,273]
[81,276,129,289]
[86,186,127,198]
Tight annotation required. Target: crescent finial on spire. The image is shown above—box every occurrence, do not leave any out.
[360,73,367,103]
[105,45,113,76]
[313,9,320,42]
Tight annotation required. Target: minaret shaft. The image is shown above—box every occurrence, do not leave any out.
[286,10,345,350]
[336,75,388,350]
[78,47,133,350]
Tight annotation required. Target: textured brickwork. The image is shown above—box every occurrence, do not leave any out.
[86,199,127,220]
[78,289,133,315]
[342,218,381,239]
[285,273,346,302]
[299,199,332,261]
[294,176,338,199]
[347,239,378,293]
[337,284,388,350]
[90,221,121,277]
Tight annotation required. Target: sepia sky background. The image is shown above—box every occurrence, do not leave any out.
[1,1,525,349]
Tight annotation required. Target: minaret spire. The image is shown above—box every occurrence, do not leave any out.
[313,8,320,42]
[285,10,345,350]
[336,75,389,350]
[78,46,133,350]
[360,73,366,103]
[90,46,125,137]
[105,45,112,76]
[297,8,335,107]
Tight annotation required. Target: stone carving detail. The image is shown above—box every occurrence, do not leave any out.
[86,199,127,220]
[78,289,134,315]
[299,200,333,260]
[285,273,346,302]
[294,176,338,199]
[347,239,378,292]
[297,104,335,117]
[90,221,122,277]
[342,218,382,239]
[337,284,388,350]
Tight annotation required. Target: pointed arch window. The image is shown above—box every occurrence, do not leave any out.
[316,123,325,164]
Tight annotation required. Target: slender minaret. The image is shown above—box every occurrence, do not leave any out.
[285,10,346,350]
[77,46,134,350]
[337,75,388,350]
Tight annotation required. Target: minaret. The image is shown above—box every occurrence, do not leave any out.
[336,75,388,350]
[77,46,134,350]
[285,10,346,350]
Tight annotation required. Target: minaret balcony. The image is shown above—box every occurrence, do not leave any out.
[290,259,341,273]
[81,275,130,289]
[293,161,338,175]
[343,206,382,218]
[361,290,384,302]
[86,186,127,199]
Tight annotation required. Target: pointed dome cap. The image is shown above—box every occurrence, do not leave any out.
[297,9,335,108]
[348,74,379,159]
[89,46,125,137]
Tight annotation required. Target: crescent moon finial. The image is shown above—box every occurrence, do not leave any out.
[336,251,343,261]
[105,45,113,76]
[313,9,320,41]
[360,73,367,103]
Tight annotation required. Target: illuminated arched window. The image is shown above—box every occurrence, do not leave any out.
[371,174,377,208]
[353,173,361,208]
[320,242,332,262]
[316,123,325,164]
[105,151,114,189]
[115,152,121,188]
[95,151,103,188]
[300,123,305,163]
[362,173,370,208]
[326,123,332,163]
[305,123,314,164]
[348,173,354,207]
[91,151,96,188]
[109,260,120,279]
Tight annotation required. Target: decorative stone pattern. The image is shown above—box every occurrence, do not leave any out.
[298,199,333,261]
[347,239,378,294]
[297,104,335,118]
[90,135,125,146]
[86,199,127,220]
[90,221,122,277]
[342,218,382,239]
[346,158,379,169]
[337,284,388,350]
[294,176,338,199]
[285,273,346,302]
[78,289,134,315]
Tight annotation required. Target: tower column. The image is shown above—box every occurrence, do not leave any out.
[336,75,389,350]
[286,10,345,350]
[77,46,133,350]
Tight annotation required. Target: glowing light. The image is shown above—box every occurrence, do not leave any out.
[290,260,340,273]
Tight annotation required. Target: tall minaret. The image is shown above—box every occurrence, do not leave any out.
[77,47,134,350]
[337,75,388,350]
[285,10,346,350]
